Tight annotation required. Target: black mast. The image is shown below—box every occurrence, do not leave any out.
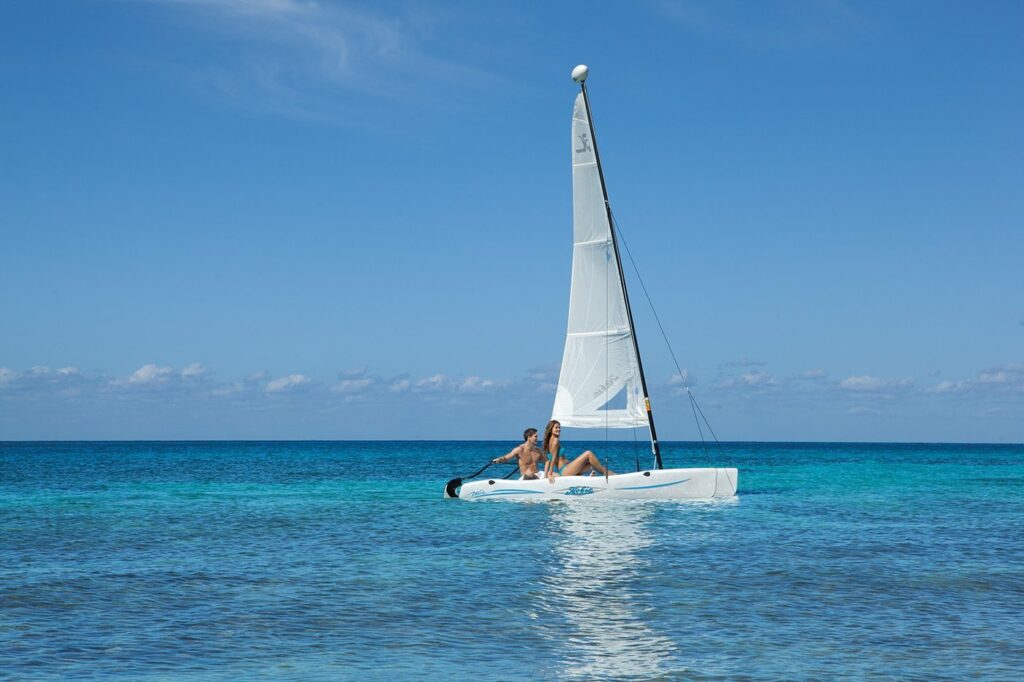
[578,78,664,470]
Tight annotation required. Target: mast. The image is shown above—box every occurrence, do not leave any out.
[573,66,664,470]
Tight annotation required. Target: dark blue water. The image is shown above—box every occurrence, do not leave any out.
[2,441,1022,680]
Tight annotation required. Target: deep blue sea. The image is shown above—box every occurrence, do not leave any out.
[2,441,1023,680]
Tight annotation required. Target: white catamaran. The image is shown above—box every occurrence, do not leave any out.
[450,65,737,501]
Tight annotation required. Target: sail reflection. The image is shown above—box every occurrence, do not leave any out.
[537,501,678,680]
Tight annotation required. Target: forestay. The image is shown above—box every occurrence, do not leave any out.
[551,93,648,429]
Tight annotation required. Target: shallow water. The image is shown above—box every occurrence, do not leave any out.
[2,441,1023,680]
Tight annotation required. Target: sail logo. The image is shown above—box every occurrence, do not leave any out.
[592,375,619,399]
[575,133,591,154]
[561,486,595,496]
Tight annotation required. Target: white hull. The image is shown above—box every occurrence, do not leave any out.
[457,467,737,501]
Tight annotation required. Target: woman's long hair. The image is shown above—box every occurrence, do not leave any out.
[543,420,560,455]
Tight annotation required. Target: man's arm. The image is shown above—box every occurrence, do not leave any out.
[492,445,521,464]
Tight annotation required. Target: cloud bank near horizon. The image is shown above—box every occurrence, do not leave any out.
[2,361,1021,442]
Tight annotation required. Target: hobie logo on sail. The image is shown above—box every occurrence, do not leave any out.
[575,133,591,154]
[592,375,619,398]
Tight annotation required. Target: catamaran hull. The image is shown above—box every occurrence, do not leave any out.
[456,467,737,501]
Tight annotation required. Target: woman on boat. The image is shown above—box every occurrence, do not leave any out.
[542,419,614,480]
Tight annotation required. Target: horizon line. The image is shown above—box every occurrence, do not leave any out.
[1,438,1021,446]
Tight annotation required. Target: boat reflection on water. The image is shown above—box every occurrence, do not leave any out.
[536,501,679,679]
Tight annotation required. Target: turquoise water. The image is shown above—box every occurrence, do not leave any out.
[2,441,1022,680]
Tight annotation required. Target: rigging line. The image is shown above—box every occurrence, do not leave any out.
[605,225,610,448]
[610,210,707,445]
[690,390,728,459]
[688,390,710,460]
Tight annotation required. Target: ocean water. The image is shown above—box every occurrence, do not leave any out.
[1,441,1022,681]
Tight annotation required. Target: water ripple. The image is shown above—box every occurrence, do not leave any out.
[1,441,1022,679]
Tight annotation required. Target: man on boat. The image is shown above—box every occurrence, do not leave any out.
[492,428,544,480]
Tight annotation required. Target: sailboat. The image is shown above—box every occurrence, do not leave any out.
[452,65,737,501]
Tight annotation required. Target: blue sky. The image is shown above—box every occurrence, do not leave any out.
[1,0,1022,442]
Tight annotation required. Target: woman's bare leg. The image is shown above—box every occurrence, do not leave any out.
[560,451,614,476]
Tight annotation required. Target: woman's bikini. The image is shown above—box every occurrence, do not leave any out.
[547,446,568,474]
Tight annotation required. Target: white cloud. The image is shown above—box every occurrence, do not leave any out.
[0,365,97,395]
[931,380,959,394]
[847,406,883,415]
[719,370,778,389]
[414,374,448,391]
[928,365,1024,396]
[373,372,508,396]
[668,370,692,386]
[3,360,1020,441]
[212,382,244,396]
[839,375,913,392]
[459,376,496,392]
[2,363,522,412]
[801,368,828,379]
[181,363,206,378]
[741,371,777,386]
[145,0,477,122]
[840,375,883,390]
[128,364,175,384]
[156,0,401,75]
[979,369,1012,384]
[265,374,310,393]
[331,377,375,393]
[528,365,559,382]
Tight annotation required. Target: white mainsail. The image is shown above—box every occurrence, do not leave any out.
[551,93,648,429]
